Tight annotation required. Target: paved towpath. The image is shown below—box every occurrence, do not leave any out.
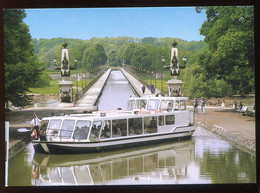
[74,68,112,108]
[120,68,154,97]
[189,106,256,154]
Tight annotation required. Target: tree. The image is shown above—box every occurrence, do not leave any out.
[95,43,107,65]
[4,9,42,107]
[130,45,151,68]
[195,6,254,95]
[122,43,138,65]
[82,47,101,69]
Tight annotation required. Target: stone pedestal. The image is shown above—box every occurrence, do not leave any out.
[167,78,183,97]
[58,80,73,102]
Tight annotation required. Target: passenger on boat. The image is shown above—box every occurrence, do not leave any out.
[167,103,173,111]
[145,127,151,133]
[129,127,135,135]
[31,115,41,140]
[116,128,122,136]
[91,125,99,137]
[39,128,47,141]
[101,125,111,138]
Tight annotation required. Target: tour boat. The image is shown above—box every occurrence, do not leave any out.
[32,96,196,154]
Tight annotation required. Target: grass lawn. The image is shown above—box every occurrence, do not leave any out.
[28,79,92,95]
[144,78,168,94]
[28,80,59,95]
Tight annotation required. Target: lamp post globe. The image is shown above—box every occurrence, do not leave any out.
[181,55,187,68]
[53,56,57,66]
[74,56,78,63]
[182,55,187,62]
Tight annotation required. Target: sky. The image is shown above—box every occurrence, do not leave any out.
[24,7,207,42]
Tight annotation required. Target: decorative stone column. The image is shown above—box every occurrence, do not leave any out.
[58,80,73,102]
[58,42,73,103]
[166,79,183,97]
[164,40,184,97]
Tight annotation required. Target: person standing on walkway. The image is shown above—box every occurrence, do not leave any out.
[200,97,206,114]
[239,102,243,110]
[150,84,153,94]
[150,84,155,94]
[142,85,145,94]
[193,98,198,114]
[31,115,41,139]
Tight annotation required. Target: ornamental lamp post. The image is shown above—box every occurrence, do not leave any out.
[161,56,165,66]
[161,56,165,93]
[53,56,57,67]
[74,56,78,94]
[181,55,187,68]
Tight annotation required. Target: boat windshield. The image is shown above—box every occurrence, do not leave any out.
[174,100,186,111]
[127,100,135,111]
[135,99,147,110]
[73,120,91,140]
[60,120,75,139]
[89,121,102,139]
[159,100,174,111]
[46,119,62,140]
[147,99,160,110]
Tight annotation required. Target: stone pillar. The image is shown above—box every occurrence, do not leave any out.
[170,47,179,77]
[58,42,73,103]
[61,42,70,77]
[167,79,183,97]
[165,40,183,97]
[58,80,73,102]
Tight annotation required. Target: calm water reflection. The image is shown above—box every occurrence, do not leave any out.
[97,70,136,110]
[7,70,256,186]
[8,127,256,186]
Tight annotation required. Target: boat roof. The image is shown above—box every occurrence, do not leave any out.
[128,96,189,100]
[42,109,177,120]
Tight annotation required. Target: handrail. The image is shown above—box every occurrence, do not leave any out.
[73,67,108,104]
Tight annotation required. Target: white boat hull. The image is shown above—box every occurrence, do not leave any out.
[32,126,196,154]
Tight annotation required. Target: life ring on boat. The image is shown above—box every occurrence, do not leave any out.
[31,129,37,139]
[32,168,38,179]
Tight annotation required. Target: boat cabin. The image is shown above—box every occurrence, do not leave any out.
[127,96,188,112]
[38,96,193,143]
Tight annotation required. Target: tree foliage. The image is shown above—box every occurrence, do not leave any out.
[195,6,254,95]
[4,9,43,107]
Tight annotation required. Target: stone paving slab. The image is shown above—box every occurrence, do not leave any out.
[120,68,154,97]
[74,68,111,107]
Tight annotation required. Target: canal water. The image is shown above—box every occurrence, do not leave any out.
[97,70,136,110]
[7,70,256,186]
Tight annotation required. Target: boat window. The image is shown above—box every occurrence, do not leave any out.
[159,100,174,111]
[90,121,102,139]
[158,116,164,126]
[147,99,160,110]
[135,99,147,110]
[40,120,49,132]
[73,120,91,140]
[39,120,49,141]
[180,100,186,110]
[174,100,180,111]
[166,115,175,125]
[101,120,111,139]
[60,120,75,139]
[128,118,143,135]
[112,119,127,137]
[144,116,158,134]
[46,119,62,139]
[127,100,135,111]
